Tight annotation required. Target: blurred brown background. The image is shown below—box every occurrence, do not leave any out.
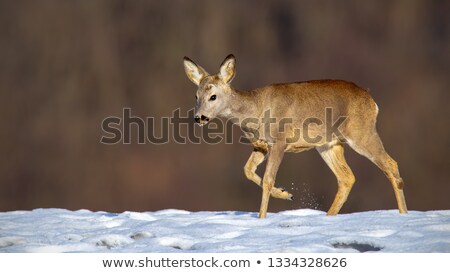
[1,0,449,213]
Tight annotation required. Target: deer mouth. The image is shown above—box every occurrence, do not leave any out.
[197,120,209,126]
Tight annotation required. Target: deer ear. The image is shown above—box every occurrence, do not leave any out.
[219,54,236,83]
[183,57,209,86]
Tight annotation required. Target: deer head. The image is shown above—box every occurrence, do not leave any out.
[183,54,236,126]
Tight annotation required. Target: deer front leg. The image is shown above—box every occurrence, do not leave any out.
[244,150,293,200]
[259,142,286,218]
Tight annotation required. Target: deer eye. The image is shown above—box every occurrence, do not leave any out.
[210,95,216,101]
[195,95,198,100]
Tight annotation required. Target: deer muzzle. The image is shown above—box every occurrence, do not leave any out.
[194,115,210,126]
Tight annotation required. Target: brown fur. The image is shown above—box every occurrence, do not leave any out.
[184,54,408,218]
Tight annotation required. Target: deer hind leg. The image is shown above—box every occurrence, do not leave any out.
[244,150,293,200]
[317,143,356,216]
[347,131,408,213]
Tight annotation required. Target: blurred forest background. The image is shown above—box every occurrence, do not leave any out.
[1,0,449,213]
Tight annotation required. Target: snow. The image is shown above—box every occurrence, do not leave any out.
[0,209,449,253]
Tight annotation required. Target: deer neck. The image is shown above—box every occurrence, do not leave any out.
[220,87,261,124]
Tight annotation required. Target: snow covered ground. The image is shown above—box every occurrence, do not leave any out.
[0,209,449,253]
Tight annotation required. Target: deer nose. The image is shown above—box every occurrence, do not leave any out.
[194,115,210,123]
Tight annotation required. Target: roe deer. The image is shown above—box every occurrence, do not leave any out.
[183,54,408,218]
